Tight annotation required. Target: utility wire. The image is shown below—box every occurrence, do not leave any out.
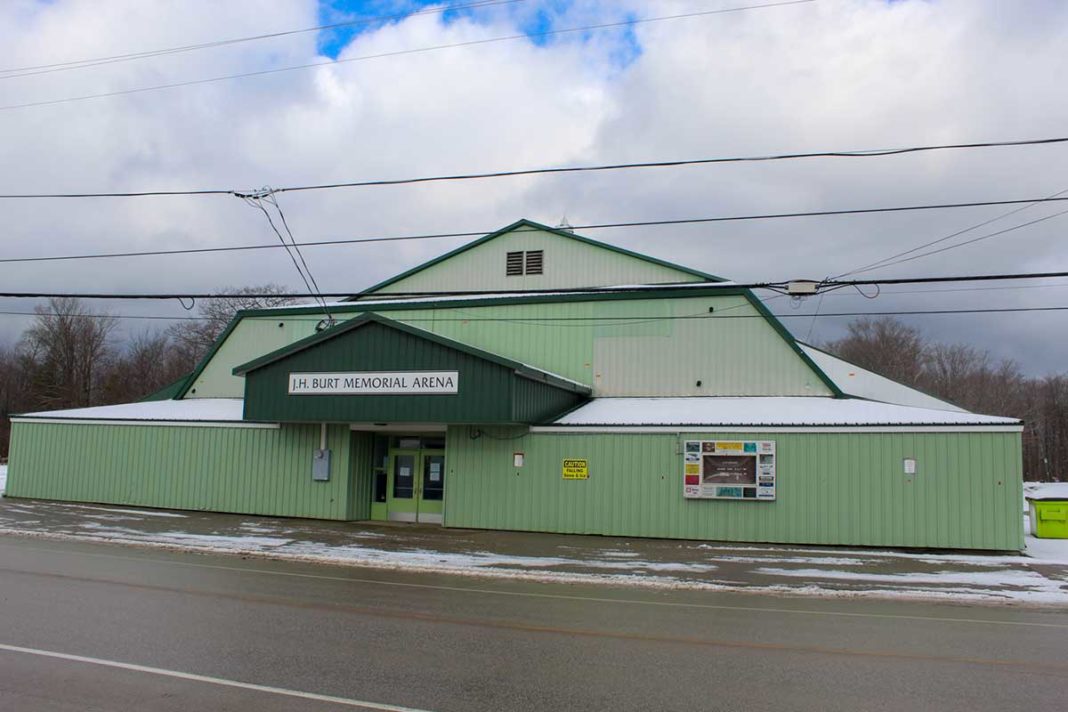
[8,304,1068,324]
[2,194,1068,266]
[238,189,331,317]
[836,186,1068,278]
[844,207,1068,275]
[2,136,1067,199]
[0,0,523,79]
[0,1,815,112]
[3,269,1068,300]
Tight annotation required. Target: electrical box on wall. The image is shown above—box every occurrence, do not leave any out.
[312,449,332,481]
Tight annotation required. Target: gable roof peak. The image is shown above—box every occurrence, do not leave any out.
[349,218,726,300]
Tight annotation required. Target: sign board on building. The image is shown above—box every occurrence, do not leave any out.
[683,440,776,501]
[562,458,589,480]
[288,371,459,395]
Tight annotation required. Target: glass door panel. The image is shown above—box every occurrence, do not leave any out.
[417,452,445,523]
[422,455,445,501]
[387,451,419,521]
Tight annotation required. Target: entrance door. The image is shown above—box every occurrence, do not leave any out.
[386,444,446,524]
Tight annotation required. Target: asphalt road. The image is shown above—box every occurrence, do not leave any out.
[0,535,1066,712]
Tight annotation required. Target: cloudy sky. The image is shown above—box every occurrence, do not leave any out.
[1,0,1067,373]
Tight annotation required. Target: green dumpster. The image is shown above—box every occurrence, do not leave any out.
[1027,498,1068,539]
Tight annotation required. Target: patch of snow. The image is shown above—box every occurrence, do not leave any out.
[13,398,245,423]
[709,555,870,566]
[690,544,1028,566]
[262,281,738,313]
[73,522,292,548]
[239,524,281,534]
[549,396,1019,427]
[755,567,1068,604]
[1025,482,1068,500]
[68,504,187,518]
[1,525,1063,605]
[798,344,965,413]
[1025,536,1068,564]
[0,464,6,496]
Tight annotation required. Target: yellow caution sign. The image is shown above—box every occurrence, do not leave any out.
[562,458,589,480]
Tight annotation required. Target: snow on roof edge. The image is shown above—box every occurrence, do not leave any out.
[15,398,246,422]
[251,281,740,313]
[549,397,1020,427]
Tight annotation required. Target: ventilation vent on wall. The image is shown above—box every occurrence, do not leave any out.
[506,251,524,276]
[525,250,543,275]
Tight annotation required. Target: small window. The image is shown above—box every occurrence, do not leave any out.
[506,251,524,276]
[525,250,543,275]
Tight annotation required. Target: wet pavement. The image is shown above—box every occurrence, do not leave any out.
[4,535,1067,712]
[1,496,1067,605]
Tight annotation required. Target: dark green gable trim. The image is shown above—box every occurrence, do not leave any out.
[175,316,242,399]
[140,374,191,402]
[742,290,844,398]
[239,315,589,424]
[347,219,727,299]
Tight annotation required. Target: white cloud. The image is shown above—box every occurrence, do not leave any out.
[0,0,1067,371]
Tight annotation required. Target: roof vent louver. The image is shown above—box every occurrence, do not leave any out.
[525,250,543,275]
[506,251,524,276]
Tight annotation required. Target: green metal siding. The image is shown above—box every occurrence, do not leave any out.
[243,321,516,423]
[186,317,302,398]
[370,225,711,295]
[348,431,373,520]
[5,421,355,520]
[511,376,588,424]
[443,427,1024,550]
[191,294,831,399]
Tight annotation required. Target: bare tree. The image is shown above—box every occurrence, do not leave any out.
[98,330,190,404]
[823,316,1066,482]
[18,297,118,410]
[167,284,298,370]
[822,317,927,386]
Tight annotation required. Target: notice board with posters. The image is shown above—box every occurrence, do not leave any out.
[683,440,776,501]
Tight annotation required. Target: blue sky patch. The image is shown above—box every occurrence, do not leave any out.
[318,0,479,57]
[316,0,642,69]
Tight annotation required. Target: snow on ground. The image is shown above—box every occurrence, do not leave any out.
[56,503,186,518]
[755,567,1067,604]
[1022,482,1068,564]
[0,464,6,496]
[1,497,1066,605]
[1025,536,1068,565]
[1025,482,1068,500]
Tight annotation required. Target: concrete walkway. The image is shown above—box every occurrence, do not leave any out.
[1,496,1066,605]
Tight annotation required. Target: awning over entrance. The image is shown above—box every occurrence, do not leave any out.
[233,313,590,424]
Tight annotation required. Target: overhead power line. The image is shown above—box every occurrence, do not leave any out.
[2,269,1068,301]
[836,186,1068,278]
[0,1,815,112]
[7,305,1068,324]
[2,136,1067,199]
[2,194,1068,265]
[0,0,523,79]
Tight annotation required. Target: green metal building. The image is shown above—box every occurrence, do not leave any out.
[6,220,1025,550]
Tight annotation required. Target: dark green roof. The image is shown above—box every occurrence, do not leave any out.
[347,218,726,299]
[139,373,191,402]
[233,312,591,395]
